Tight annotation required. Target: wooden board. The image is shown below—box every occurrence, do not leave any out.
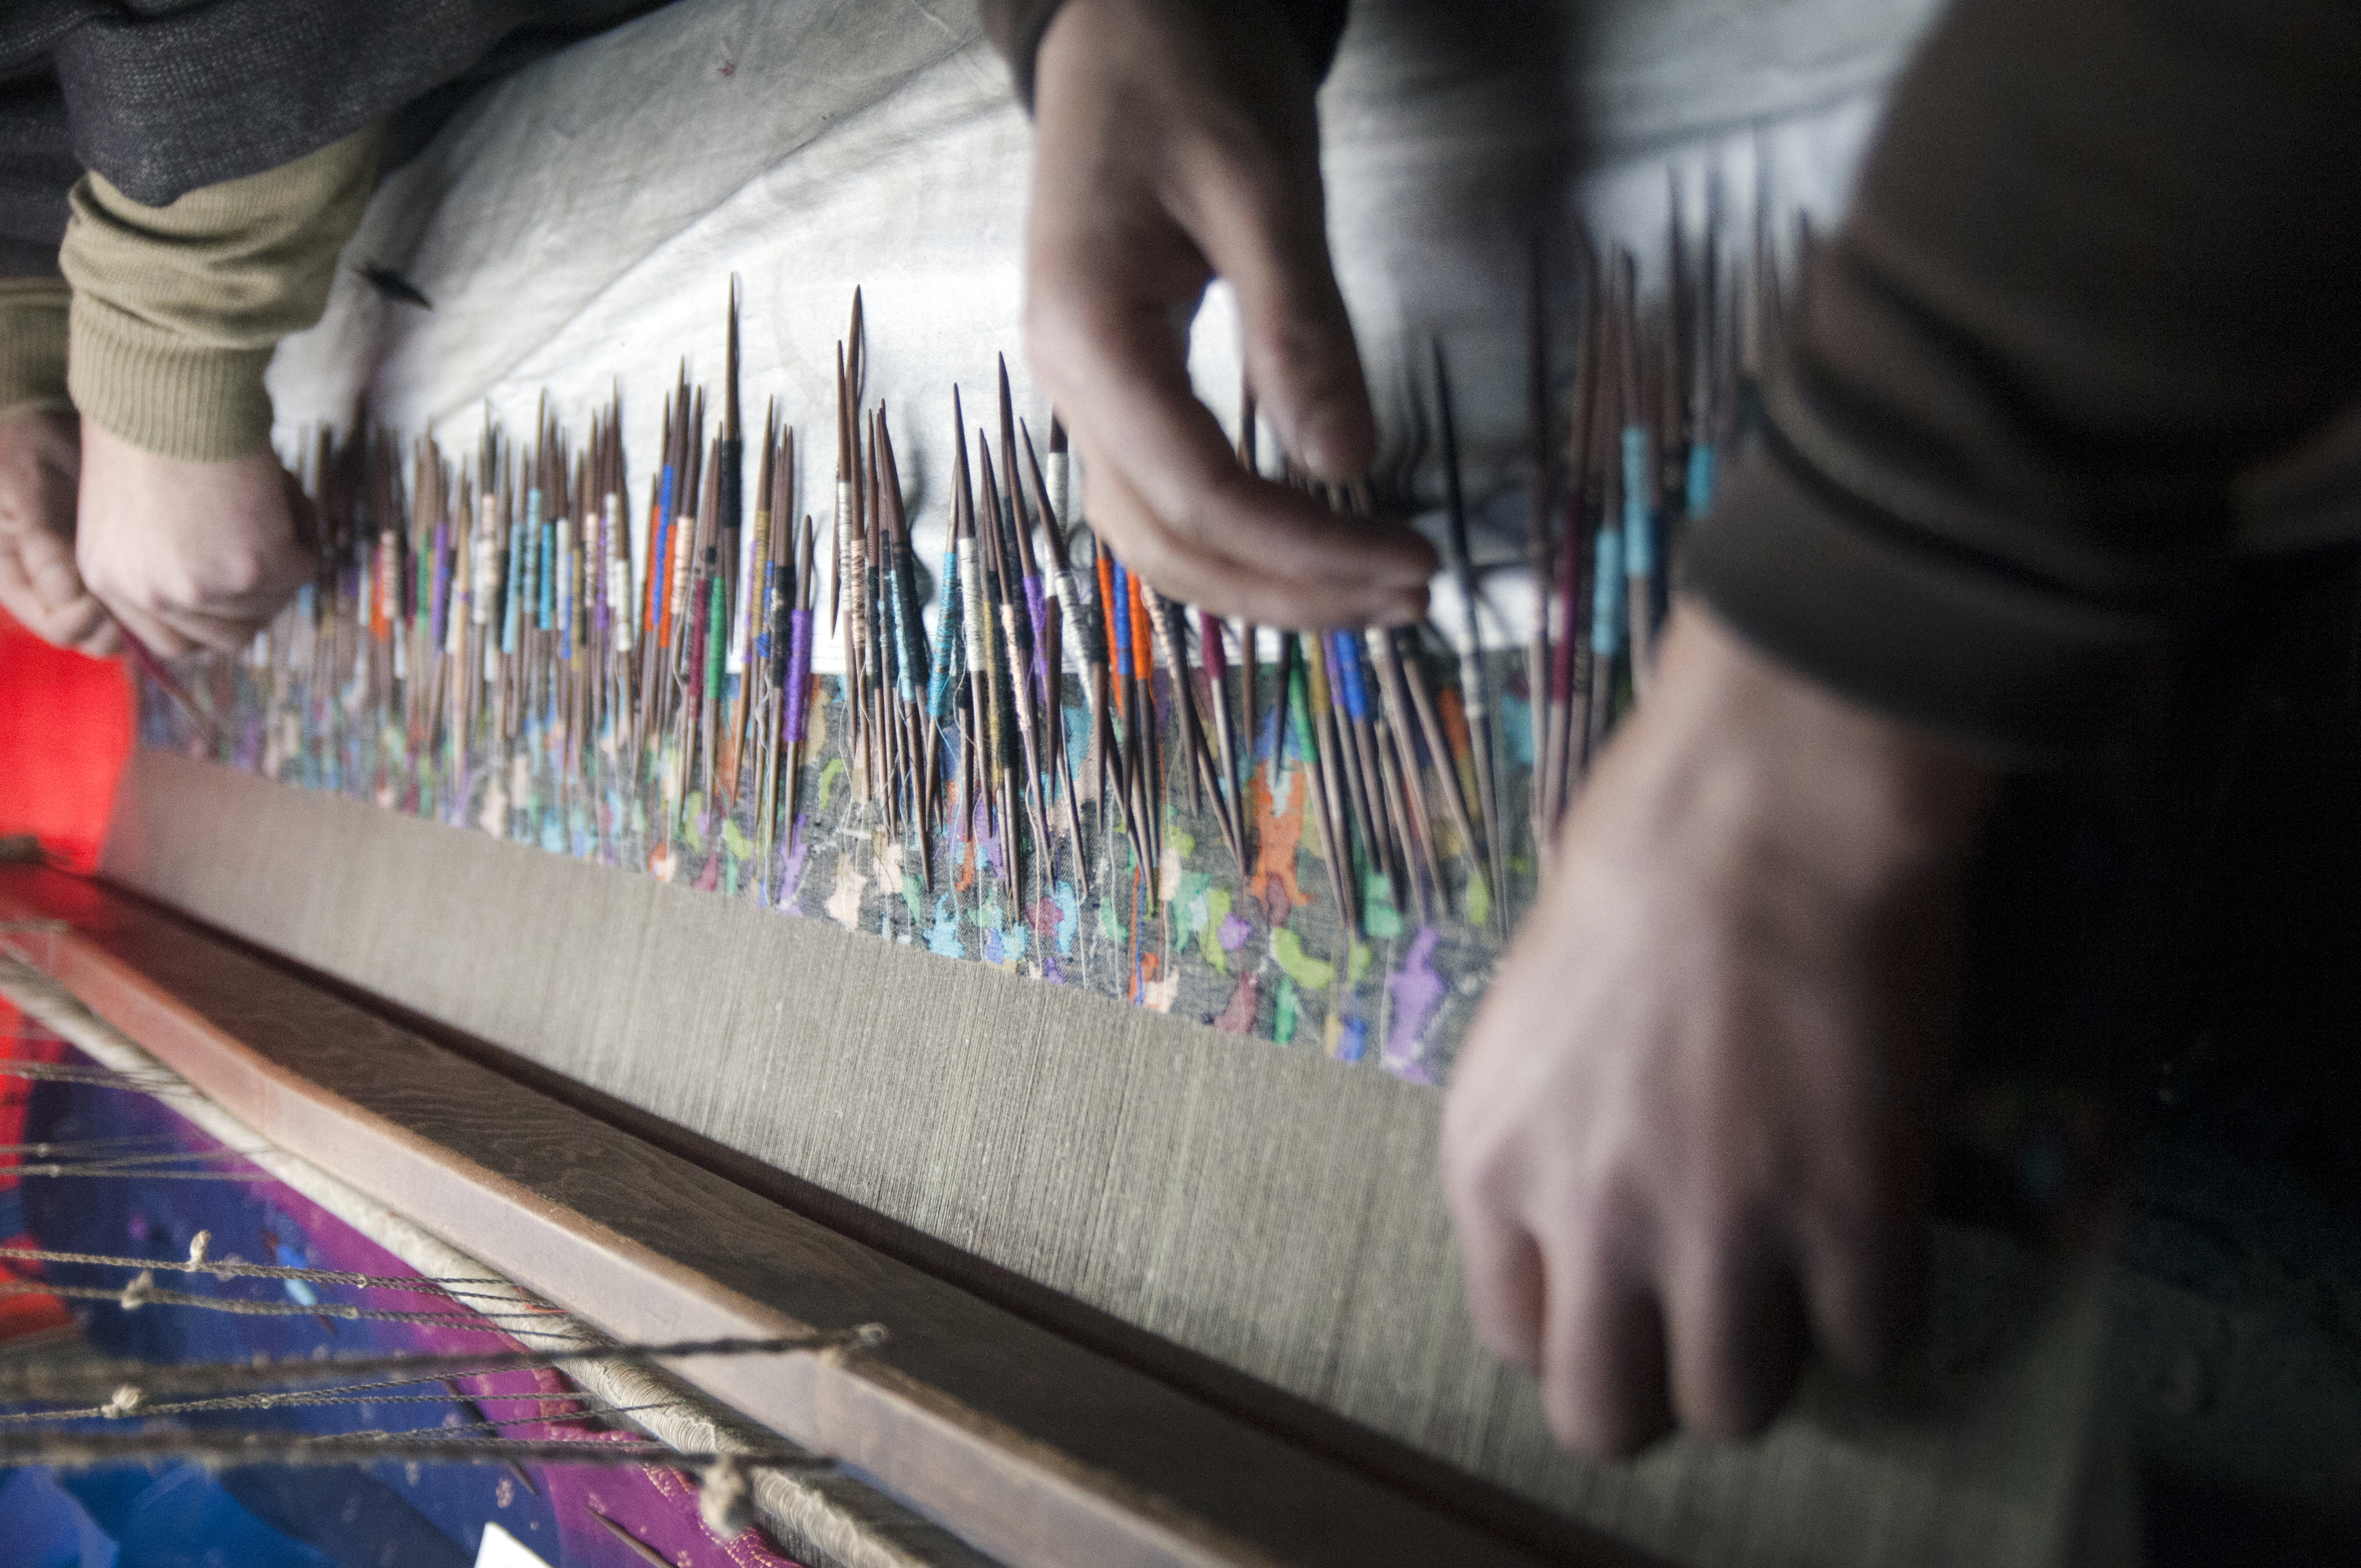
[0,862,1630,1568]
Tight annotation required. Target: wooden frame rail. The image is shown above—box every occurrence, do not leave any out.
[0,865,1646,1568]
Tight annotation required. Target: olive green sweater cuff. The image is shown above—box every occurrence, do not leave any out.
[0,279,70,426]
[60,124,382,462]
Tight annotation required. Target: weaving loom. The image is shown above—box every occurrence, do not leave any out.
[0,0,2152,1563]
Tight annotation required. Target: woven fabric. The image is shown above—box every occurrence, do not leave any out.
[106,749,2118,1568]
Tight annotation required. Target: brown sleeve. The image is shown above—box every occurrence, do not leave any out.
[60,124,381,462]
[977,0,1351,110]
[1683,0,2361,762]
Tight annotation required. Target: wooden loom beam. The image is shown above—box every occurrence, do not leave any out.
[0,864,1649,1568]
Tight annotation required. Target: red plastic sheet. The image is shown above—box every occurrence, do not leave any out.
[0,609,130,873]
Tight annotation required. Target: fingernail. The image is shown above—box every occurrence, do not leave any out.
[1376,592,1426,627]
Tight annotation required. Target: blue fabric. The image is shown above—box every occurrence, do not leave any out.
[56,1464,336,1568]
[0,1465,119,1568]
[16,1077,525,1567]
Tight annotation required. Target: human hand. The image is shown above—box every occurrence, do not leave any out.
[1441,603,1998,1456]
[0,410,113,655]
[1024,0,1436,627]
[74,418,313,658]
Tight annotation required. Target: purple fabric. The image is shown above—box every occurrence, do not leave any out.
[269,1165,807,1568]
[20,1025,807,1568]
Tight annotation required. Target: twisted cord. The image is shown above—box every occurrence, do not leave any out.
[0,1059,191,1095]
[0,1278,574,1333]
[0,1369,590,1424]
[0,1329,884,1403]
[0,1243,519,1301]
[0,1427,832,1474]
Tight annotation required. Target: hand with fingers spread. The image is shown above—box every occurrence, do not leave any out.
[1441,604,1998,1456]
[1024,0,1436,627]
[0,409,114,655]
[74,418,313,658]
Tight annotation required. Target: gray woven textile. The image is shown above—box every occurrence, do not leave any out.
[106,751,2123,1568]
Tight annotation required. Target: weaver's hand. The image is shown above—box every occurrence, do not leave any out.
[75,418,312,658]
[1442,603,1997,1456]
[1025,0,1435,626]
[0,410,113,655]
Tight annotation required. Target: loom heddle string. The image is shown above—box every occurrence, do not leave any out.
[0,955,888,1546]
[0,1427,831,1475]
[3,1384,678,1429]
[0,1276,574,1331]
[0,1363,585,1423]
[0,1242,523,1299]
[0,1060,194,1097]
[0,1330,886,1405]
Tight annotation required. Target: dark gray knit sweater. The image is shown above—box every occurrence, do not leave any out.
[0,0,658,277]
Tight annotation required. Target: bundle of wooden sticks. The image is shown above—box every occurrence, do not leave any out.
[214,206,1784,956]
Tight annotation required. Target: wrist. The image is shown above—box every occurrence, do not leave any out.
[1587,601,1998,907]
[1023,0,1345,112]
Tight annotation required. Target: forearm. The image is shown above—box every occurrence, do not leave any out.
[1686,0,2361,760]
[59,123,381,462]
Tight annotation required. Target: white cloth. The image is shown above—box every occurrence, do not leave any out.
[267,0,1941,666]
[473,1521,555,1568]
